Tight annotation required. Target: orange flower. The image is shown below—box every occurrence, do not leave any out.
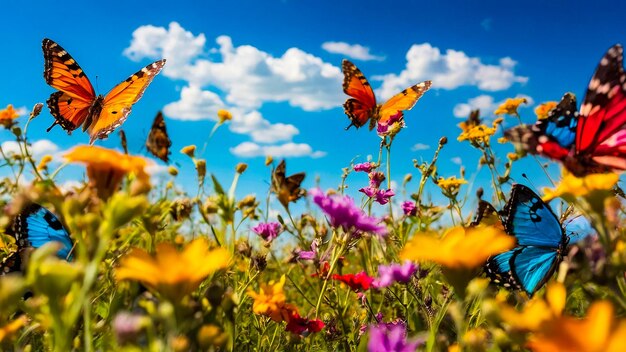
[217,109,232,123]
[0,105,20,128]
[400,226,515,269]
[115,238,230,302]
[499,282,566,331]
[0,316,27,343]
[65,146,151,199]
[494,98,527,116]
[248,275,296,322]
[534,101,558,120]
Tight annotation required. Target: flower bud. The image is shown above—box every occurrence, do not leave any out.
[180,145,196,158]
[217,109,232,123]
[235,163,248,174]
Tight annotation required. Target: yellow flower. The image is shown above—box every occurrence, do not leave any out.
[499,282,565,331]
[494,97,527,116]
[457,119,502,145]
[400,226,515,269]
[180,145,196,158]
[0,316,27,343]
[542,169,618,201]
[217,109,232,123]
[0,105,20,128]
[37,155,54,171]
[247,275,294,322]
[435,176,468,197]
[529,301,626,352]
[457,109,481,133]
[535,101,558,120]
[65,146,151,200]
[115,238,230,302]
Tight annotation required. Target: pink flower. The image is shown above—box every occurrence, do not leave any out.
[354,162,376,173]
[310,188,387,236]
[372,261,418,289]
[401,201,417,216]
[252,222,282,242]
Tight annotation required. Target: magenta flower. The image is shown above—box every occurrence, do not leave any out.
[294,239,319,261]
[377,112,405,137]
[372,261,418,289]
[309,188,387,236]
[354,162,376,173]
[252,222,282,242]
[359,172,394,205]
[368,323,422,352]
[401,201,417,216]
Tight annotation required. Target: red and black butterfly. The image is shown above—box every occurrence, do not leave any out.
[506,44,626,176]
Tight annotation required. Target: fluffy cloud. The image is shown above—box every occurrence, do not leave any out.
[453,94,534,118]
[163,85,224,121]
[411,143,430,151]
[2,139,60,158]
[377,43,528,99]
[230,142,326,158]
[125,22,342,111]
[321,41,385,61]
[451,157,463,165]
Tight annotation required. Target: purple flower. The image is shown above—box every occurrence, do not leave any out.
[309,188,387,236]
[368,323,422,352]
[374,189,395,205]
[252,222,282,242]
[401,201,417,216]
[376,112,405,137]
[295,239,319,261]
[354,162,376,173]
[369,172,386,188]
[372,261,418,289]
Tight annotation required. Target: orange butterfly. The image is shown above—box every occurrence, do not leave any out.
[342,59,431,130]
[146,111,172,163]
[271,160,306,208]
[42,38,166,144]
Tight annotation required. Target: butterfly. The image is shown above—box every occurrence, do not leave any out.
[505,44,626,176]
[475,184,568,296]
[342,59,432,130]
[1,204,73,274]
[146,111,172,163]
[42,38,166,144]
[271,160,306,208]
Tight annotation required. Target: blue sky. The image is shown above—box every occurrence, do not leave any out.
[2,0,626,208]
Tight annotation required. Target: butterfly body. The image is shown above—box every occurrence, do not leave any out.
[478,185,568,296]
[146,111,172,162]
[42,38,166,144]
[506,44,626,176]
[341,60,431,130]
[271,160,306,207]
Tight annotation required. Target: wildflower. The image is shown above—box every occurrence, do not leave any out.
[376,112,405,137]
[0,316,27,343]
[294,239,319,261]
[354,162,376,173]
[309,188,387,236]
[499,282,565,331]
[180,145,196,158]
[168,166,178,176]
[435,176,467,198]
[235,162,248,173]
[401,201,417,216]
[115,238,230,302]
[37,155,54,171]
[457,123,497,145]
[64,146,151,200]
[400,226,515,269]
[265,155,273,165]
[494,97,527,116]
[372,261,418,289]
[542,169,618,202]
[252,222,282,243]
[112,312,148,345]
[535,101,558,120]
[247,275,293,322]
[217,109,232,123]
[368,323,422,352]
[332,271,374,291]
[197,324,228,348]
[285,311,325,336]
[457,109,481,133]
[0,104,20,128]
[529,301,626,352]
[462,328,488,349]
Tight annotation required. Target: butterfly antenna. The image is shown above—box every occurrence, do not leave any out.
[344,122,355,131]
[46,121,58,132]
[95,75,100,94]
[521,173,539,192]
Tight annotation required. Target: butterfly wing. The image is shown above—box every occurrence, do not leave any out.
[14,204,73,261]
[42,38,96,131]
[510,246,560,296]
[576,44,626,171]
[342,60,377,129]
[146,111,172,162]
[271,160,306,207]
[378,80,432,124]
[470,200,503,229]
[504,184,565,248]
[505,93,578,162]
[87,60,166,143]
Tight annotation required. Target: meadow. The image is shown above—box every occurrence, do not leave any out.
[0,41,626,352]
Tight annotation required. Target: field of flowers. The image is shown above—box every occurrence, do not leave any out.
[1,44,626,352]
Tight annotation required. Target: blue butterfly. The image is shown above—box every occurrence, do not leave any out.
[2,204,74,274]
[476,184,569,296]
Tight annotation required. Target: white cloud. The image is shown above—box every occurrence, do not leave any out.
[230,142,326,158]
[2,139,60,159]
[377,43,528,99]
[146,163,169,176]
[451,157,463,165]
[163,85,224,121]
[411,143,430,151]
[453,94,535,118]
[321,41,385,61]
[125,22,343,111]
